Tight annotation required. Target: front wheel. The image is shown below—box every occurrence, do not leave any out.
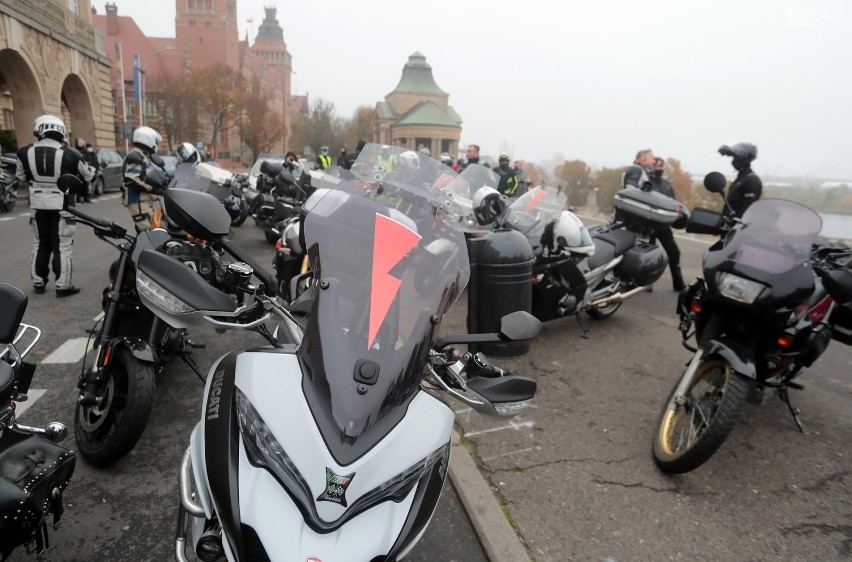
[652,357,749,473]
[74,346,156,466]
[231,200,249,227]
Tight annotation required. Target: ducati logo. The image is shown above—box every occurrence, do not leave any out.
[316,468,355,507]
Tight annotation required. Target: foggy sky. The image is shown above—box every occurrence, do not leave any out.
[105,0,852,180]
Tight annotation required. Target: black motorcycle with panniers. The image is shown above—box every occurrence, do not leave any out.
[0,284,76,560]
[56,173,208,466]
[651,172,852,474]
[250,159,310,244]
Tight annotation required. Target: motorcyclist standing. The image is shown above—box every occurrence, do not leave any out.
[122,126,162,232]
[719,143,762,217]
[649,157,685,291]
[316,146,332,170]
[16,115,95,297]
[494,153,520,197]
[620,148,655,190]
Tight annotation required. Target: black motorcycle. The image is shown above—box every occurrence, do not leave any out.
[250,159,310,243]
[55,174,206,466]
[651,172,852,473]
[0,155,19,213]
[171,162,249,227]
[475,185,687,324]
[0,284,76,560]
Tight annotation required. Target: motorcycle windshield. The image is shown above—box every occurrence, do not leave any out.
[503,186,569,237]
[171,162,232,196]
[442,163,498,223]
[298,144,470,437]
[718,199,822,276]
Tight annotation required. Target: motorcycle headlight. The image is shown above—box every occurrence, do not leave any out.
[136,270,194,314]
[235,388,449,532]
[717,273,766,304]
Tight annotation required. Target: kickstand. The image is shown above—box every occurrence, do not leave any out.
[575,314,589,339]
[180,351,206,383]
[778,387,804,433]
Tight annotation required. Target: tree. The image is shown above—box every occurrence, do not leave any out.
[345,105,375,150]
[289,98,346,158]
[555,159,593,208]
[665,158,700,209]
[186,63,241,153]
[150,72,198,152]
[592,166,628,215]
[237,78,287,164]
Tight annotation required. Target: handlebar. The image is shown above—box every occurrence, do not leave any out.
[64,201,129,240]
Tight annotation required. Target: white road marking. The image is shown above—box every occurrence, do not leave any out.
[18,212,30,217]
[464,419,535,437]
[0,217,15,222]
[13,389,47,417]
[42,337,89,364]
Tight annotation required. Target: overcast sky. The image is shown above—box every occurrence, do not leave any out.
[103,0,851,179]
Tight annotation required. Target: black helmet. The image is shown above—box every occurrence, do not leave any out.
[718,143,757,162]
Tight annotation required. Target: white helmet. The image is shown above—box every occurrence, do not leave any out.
[440,152,452,164]
[472,185,505,225]
[132,126,162,153]
[419,147,431,157]
[550,210,595,255]
[398,150,420,171]
[33,115,66,142]
[176,142,199,164]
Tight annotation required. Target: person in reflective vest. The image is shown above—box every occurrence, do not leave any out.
[494,153,520,197]
[316,146,333,170]
[16,115,95,297]
[376,144,394,172]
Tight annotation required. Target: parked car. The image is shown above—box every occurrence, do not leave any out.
[95,148,124,194]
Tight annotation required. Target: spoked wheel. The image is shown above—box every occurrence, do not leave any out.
[74,347,156,466]
[652,357,748,473]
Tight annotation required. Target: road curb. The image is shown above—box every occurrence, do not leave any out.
[448,437,531,562]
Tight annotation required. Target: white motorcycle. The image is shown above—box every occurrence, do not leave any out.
[129,144,541,561]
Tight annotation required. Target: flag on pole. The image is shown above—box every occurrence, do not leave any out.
[133,53,141,105]
[114,42,123,72]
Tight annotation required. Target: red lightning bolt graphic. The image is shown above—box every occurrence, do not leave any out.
[524,189,547,213]
[369,214,421,349]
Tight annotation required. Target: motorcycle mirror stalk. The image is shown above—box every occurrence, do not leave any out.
[433,310,542,349]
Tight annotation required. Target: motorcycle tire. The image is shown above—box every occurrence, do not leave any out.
[2,190,16,213]
[74,346,156,466]
[586,300,621,319]
[652,357,748,474]
[231,200,249,227]
[96,176,105,196]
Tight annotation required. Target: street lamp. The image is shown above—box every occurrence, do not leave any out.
[140,46,178,127]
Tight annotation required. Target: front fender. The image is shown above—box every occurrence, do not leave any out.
[109,336,157,364]
[704,338,756,379]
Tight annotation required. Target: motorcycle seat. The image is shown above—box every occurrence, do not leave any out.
[593,229,636,256]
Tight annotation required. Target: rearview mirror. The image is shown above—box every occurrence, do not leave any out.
[434,310,543,349]
[163,188,232,240]
[56,174,83,196]
[703,172,727,193]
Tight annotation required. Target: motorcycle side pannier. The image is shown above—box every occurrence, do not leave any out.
[613,187,680,230]
[615,242,668,286]
[829,300,852,345]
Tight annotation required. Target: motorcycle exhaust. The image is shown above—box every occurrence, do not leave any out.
[591,285,650,307]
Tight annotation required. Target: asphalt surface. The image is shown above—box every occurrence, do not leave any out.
[3,196,850,562]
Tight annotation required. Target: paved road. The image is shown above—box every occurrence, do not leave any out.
[443,223,852,562]
[2,195,488,562]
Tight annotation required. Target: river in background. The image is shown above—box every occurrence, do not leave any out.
[819,213,852,241]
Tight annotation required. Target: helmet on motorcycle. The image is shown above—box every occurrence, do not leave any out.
[398,150,420,171]
[33,115,66,142]
[472,185,506,225]
[176,142,199,164]
[419,147,431,157]
[718,143,757,162]
[440,152,452,164]
[550,210,595,255]
[132,126,162,154]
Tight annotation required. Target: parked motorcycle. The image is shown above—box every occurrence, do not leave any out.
[651,172,852,474]
[475,184,685,323]
[0,155,19,213]
[250,160,311,244]
[132,144,540,560]
[0,283,76,560]
[171,162,250,227]
[55,175,205,466]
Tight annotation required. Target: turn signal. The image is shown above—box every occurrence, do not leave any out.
[776,334,795,348]
[690,299,703,314]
